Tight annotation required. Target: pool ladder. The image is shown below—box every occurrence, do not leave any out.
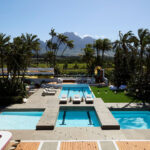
[87,111,93,125]
[60,111,66,125]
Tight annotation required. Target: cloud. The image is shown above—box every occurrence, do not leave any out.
[74,32,105,39]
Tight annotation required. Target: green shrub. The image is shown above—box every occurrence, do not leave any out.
[0,79,26,104]
[0,96,23,104]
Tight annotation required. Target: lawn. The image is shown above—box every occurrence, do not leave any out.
[90,86,140,103]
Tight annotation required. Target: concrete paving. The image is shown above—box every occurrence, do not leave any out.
[41,142,58,150]
[100,141,116,150]
[94,98,120,129]
[105,103,150,110]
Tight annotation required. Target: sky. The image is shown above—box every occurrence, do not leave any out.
[0,0,150,41]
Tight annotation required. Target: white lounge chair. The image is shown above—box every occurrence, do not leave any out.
[73,95,81,104]
[85,94,94,104]
[42,88,56,96]
[60,94,67,104]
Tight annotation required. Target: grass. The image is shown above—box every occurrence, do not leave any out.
[90,86,141,103]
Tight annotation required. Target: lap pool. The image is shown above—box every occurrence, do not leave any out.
[111,111,150,129]
[59,84,95,99]
[56,107,101,127]
[0,111,43,130]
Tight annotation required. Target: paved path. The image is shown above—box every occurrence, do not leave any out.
[9,140,150,150]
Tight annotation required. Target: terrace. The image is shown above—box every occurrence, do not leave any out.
[0,84,150,150]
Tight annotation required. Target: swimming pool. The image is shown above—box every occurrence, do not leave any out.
[112,111,150,129]
[56,107,101,127]
[0,111,43,130]
[59,84,95,99]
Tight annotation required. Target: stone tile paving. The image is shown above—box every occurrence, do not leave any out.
[100,141,116,150]
[41,142,58,150]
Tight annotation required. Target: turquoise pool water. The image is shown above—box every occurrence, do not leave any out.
[59,84,94,99]
[112,111,150,129]
[0,111,43,130]
[56,107,100,127]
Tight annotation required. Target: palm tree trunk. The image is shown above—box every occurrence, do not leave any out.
[61,45,67,57]
[102,49,104,65]
[140,49,144,71]
[0,50,4,78]
[97,49,98,58]
[36,51,39,67]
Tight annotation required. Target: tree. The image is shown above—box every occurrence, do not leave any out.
[128,29,150,102]
[93,38,112,66]
[0,33,10,78]
[113,47,123,87]
[0,33,40,104]
[113,31,134,86]
[61,40,74,56]
[82,44,95,75]
[20,33,40,78]
[46,28,74,73]
[93,39,103,66]
[45,51,54,67]
[101,38,112,65]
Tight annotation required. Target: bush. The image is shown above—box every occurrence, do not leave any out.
[0,78,26,104]
[104,68,114,83]
[0,96,23,104]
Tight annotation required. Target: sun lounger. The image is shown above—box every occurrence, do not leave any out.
[109,85,117,91]
[85,94,94,104]
[60,94,67,104]
[42,88,56,96]
[73,95,81,104]
[119,85,127,90]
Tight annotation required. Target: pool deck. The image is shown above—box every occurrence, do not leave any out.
[1,88,150,142]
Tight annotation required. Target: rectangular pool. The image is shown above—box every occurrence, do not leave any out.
[56,107,101,127]
[112,111,150,129]
[0,111,43,130]
[59,84,95,99]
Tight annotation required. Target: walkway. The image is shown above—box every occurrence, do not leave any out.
[9,140,150,150]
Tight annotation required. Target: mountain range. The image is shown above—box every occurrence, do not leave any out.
[38,32,113,56]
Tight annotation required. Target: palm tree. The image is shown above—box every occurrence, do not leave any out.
[93,39,103,65]
[93,38,112,66]
[113,31,134,85]
[47,28,57,52]
[0,33,10,78]
[82,44,95,75]
[46,28,74,72]
[101,38,112,65]
[56,34,68,54]
[135,29,150,71]
[113,31,133,54]
[21,33,40,75]
[61,40,74,56]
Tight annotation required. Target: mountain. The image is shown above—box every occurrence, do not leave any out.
[38,32,113,56]
[38,32,95,56]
